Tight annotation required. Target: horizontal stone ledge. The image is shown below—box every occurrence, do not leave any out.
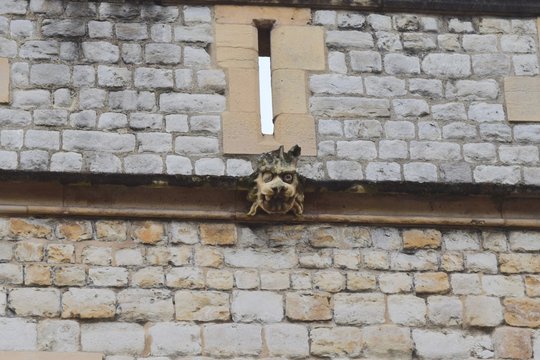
[1,170,539,197]
[153,0,540,16]
[0,174,540,229]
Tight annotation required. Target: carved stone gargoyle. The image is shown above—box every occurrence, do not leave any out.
[247,145,304,216]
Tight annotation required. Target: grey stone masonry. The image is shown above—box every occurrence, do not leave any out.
[312,10,540,184]
[0,1,538,185]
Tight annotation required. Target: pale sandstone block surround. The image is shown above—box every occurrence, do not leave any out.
[0,58,8,103]
[503,17,540,122]
[504,77,540,122]
[215,6,324,155]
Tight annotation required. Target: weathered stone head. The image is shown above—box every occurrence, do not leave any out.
[247,145,304,216]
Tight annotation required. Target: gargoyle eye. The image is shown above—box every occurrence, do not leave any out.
[282,173,294,183]
[262,172,274,182]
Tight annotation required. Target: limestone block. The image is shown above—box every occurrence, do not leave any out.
[114,248,143,266]
[200,223,237,245]
[427,296,463,326]
[493,327,532,359]
[464,296,503,327]
[132,221,165,245]
[117,289,174,322]
[165,267,204,289]
[37,320,79,352]
[24,264,51,286]
[310,97,390,118]
[260,271,289,290]
[145,43,181,65]
[350,51,382,72]
[206,269,234,290]
[264,324,309,357]
[62,288,116,319]
[504,298,540,327]
[403,229,441,250]
[388,295,426,326]
[235,270,259,289]
[148,322,201,356]
[160,93,225,113]
[390,251,438,271]
[333,249,360,269]
[14,241,44,262]
[47,244,75,264]
[525,275,540,296]
[285,292,331,321]
[8,288,60,317]
[310,326,363,357]
[413,329,472,359]
[312,270,345,292]
[500,253,540,273]
[509,231,540,251]
[0,318,37,351]
[195,247,223,267]
[482,275,524,297]
[422,53,471,78]
[174,24,212,43]
[271,26,325,71]
[505,77,540,122]
[144,247,170,266]
[10,218,52,239]
[291,271,311,290]
[81,246,112,266]
[414,272,449,294]
[81,322,144,355]
[334,293,385,325]
[132,267,164,288]
[0,263,23,284]
[224,248,298,269]
[54,266,86,287]
[203,324,262,357]
[231,290,283,323]
[56,221,93,241]
[175,136,219,156]
[363,325,413,358]
[379,273,412,293]
[175,290,230,321]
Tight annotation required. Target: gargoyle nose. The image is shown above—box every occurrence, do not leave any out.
[273,184,284,193]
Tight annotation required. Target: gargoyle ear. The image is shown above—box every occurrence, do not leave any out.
[278,145,285,160]
[288,145,301,158]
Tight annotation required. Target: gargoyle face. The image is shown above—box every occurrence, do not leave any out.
[247,145,304,216]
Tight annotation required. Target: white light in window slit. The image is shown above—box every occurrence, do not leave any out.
[259,56,274,135]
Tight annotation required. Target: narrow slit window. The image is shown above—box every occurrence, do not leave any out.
[256,22,274,135]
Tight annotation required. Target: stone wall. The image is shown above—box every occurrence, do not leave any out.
[0,216,540,359]
[0,1,539,184]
